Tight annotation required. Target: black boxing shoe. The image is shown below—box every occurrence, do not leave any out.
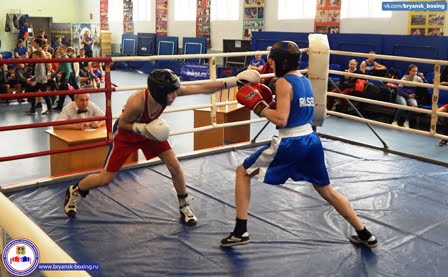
[64,184,89,218]
[220,232,250,247]
[349,235,379,248]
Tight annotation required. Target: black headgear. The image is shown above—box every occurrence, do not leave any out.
[269,41,301,77]
[147,69,181,106]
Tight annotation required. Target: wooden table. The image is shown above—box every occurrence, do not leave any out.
[45,126,137,176]
[194,104,250,150]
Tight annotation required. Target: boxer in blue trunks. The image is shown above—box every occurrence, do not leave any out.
[221,41,378,249]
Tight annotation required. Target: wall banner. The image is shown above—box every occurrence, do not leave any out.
[243,0,264,40]
[196,0,211,48]
[123,0,134,34]
[314,0,341,34]
[156,0,168,35]
[100,0,109,30]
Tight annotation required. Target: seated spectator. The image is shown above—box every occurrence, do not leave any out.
[14,39,28,59]
[392,64,425,128]
[360,51,387,76]
[52,37,64,49]
[54,93,105,130]
[260,47,276,90]
[438,104,448,146]
[87,61,104,88]
[329,59,363,111]
[77,48,89,77]
[0,55,9,99]
[248,54,265,72]
[14,63,32,99]
[435,65,448,146]
[336,59,363,93]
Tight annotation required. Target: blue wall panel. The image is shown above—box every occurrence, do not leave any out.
[156,36,179,55]
[183,37,207,63]
[137,33,156,56]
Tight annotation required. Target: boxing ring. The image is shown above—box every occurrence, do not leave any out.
[1,40,448,276]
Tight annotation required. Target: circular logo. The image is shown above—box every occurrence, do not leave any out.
[2,238,40,276]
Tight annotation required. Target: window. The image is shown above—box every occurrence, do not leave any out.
[108,0,123,22]
[211,0,239,21]
[278,0,317,20]
[174,0,197,21]
[133,0,151,21]
[341,0,392,18]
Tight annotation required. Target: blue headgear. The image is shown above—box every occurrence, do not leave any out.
[268,41,301,77]
[147,69,181,106]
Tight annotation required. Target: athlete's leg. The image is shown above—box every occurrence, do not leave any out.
[220,165,259,247]
[314,184,378,248]
[158,149,186,195]
[313,184,363,230]
[235,165,259,220]
[158,149,197,226]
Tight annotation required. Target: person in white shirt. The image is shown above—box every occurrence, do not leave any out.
[55,93,105,130]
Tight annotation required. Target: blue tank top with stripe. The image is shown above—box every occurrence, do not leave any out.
[364,60,375,75]
[282,74,314,128]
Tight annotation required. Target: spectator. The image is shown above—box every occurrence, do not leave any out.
[68,49,81,90]
[436,65,448,146]
[25,50,52,115]
[0,55,9,100]
[260,46,276,89]
[17,22,29,41]
[329,59,363,111]
[438,104,448,146]
[248,54,265,72]
[87,61,104,89]
[53,45,74,110]
[77,48,89,77]
[360,51,387,76]
[54,93,105,130]
[36,30,48,43]
[52,37,64,49]
[14,39,28,59]
[391,64,425,128]
[81,30,94,57]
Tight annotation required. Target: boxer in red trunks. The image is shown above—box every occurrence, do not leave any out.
[63,68,260,226]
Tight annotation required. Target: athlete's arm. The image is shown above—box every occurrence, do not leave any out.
[360,61,366,74]
[118,90,145,131]
[177,81,226,96]
[374,61,387,70]
[262,77,291,128]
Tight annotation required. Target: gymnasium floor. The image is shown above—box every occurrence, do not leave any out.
[1,70,448,276]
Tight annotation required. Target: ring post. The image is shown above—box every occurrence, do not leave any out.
[308,34,330,127]
[430,64,441,135]
[209,57,218,125]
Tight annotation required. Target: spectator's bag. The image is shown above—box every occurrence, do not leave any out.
[353,79,367,93]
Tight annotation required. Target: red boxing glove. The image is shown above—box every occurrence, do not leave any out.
[252,83,276,109]
[236,85,269,117]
